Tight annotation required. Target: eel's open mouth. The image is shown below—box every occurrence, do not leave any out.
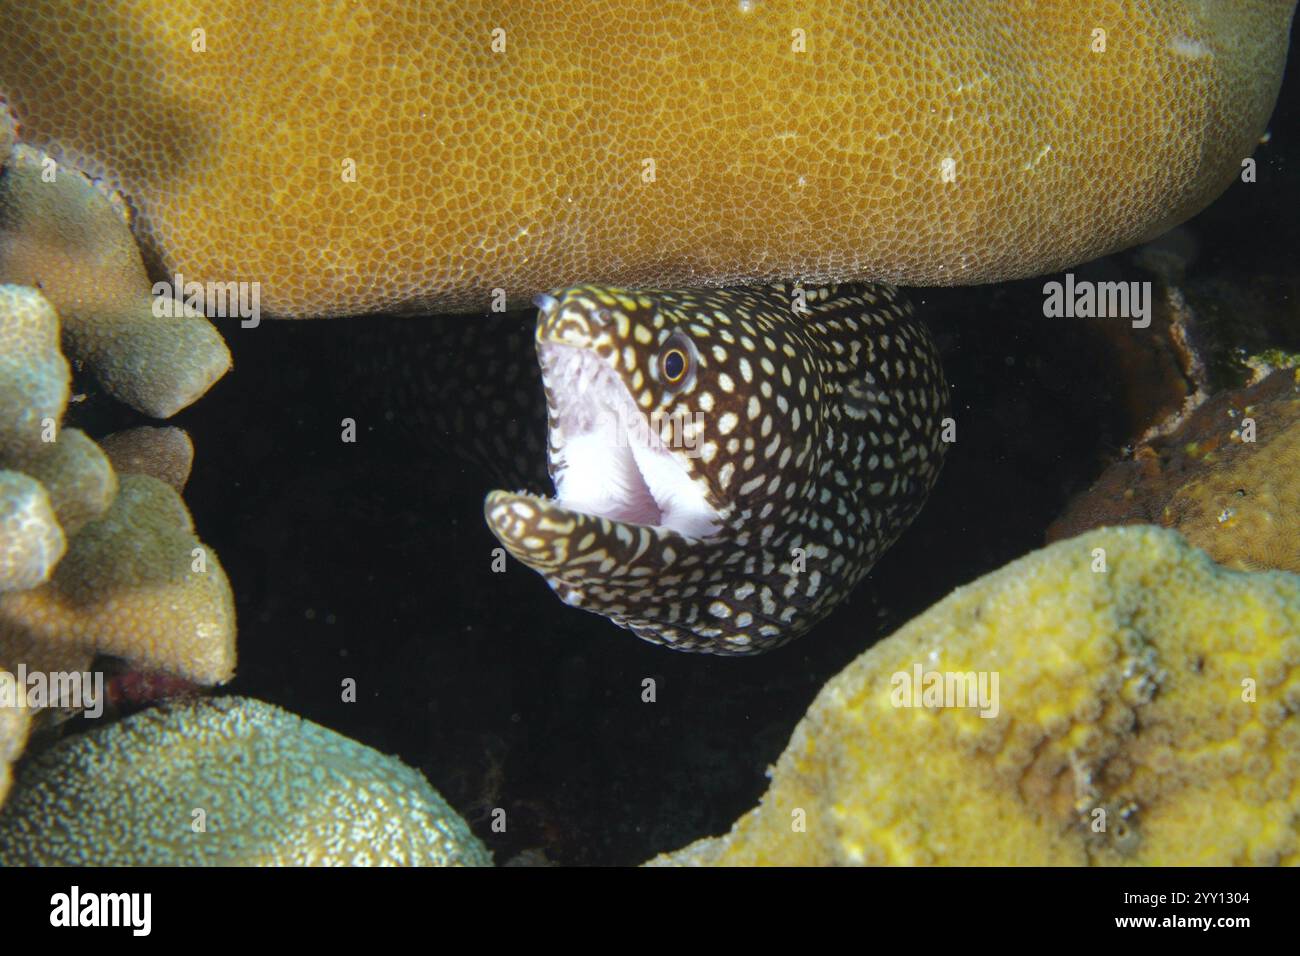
[538,343,721,539]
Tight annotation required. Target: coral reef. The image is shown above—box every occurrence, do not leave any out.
[1,412,231,718]
[99,426,194,492]
[0,1,1292,315]
[0,696,493,866]
[649,527,1300,866]
[0,277,228,691]
[0,97,13,157]
[0,704,28,808]
[0,143,230,416]
[16,429,117,538]
[1049,369,1300,573]
[0,474,236,685]
[1077,261,1211,444]
[0,470,63,594]
[0,2,1293,869]
[0,283,67,462]
[1163,274,1300,393]
[0,142,235,806]
[0,284,70,593]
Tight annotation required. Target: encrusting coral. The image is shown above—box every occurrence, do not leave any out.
[1050,369,1300,573]
[650,527,1300,866]
[0,696,493,866]
[0,1,1292,315]
[0,143,231,417]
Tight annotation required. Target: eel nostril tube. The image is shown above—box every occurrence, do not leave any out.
[533,292,559,316]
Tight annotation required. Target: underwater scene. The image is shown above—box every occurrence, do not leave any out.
[0,0,1298,883]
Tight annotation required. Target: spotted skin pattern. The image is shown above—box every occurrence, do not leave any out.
[485,283,948,654]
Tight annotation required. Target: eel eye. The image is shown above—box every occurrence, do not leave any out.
[663,349,686,382]
[660,338,690,387]
[657,329,695,390]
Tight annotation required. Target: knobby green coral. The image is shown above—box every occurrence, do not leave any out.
[0,139,237,799]
[0,697,492,866]
[651,527,1300,866]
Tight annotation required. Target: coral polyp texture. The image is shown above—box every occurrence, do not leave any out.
[0,475,236,686]
[0,470,64,594]
[0,143,230,417]
[0,283,67,462]
[16,429,117,540]
[0,1,1293,316]
[0,696,493,866]
[650,527,1300,866]
[0,134,236,720]
[0,98,13,156]
[1050,369,1300,573]
[99,426,194,492]
[0,703,28,808]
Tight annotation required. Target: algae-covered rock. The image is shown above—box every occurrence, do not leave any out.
[651,526,1300,866]
[0,696,493,865]
[1050,369,1300,573]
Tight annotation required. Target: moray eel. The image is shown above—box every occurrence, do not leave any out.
[485,283,948,654]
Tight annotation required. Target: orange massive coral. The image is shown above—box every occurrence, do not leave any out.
[0,1,1293,317]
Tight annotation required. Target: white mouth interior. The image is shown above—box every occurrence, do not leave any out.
[541,344,722,538]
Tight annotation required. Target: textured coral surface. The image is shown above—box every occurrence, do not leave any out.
[0,144,231,416]
[0,470,63,594]
[0,475,236,685]
[0,704,28,808]
[0,696,493,865]
[0,283,67,462]
[1050,369,1300,573]
[0,1,1292,316]
[651,527,1300,865]
[99,426,194,492]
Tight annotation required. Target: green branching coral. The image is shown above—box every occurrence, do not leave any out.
[0,283,67,462]
[0,697,493,866]
[0,284,71,594]
[16,428,116,537]
[0,469,63,593]
[100,426,194,492]
[0,474,236,685]
[0,143,236,802]
[0,704,28,808]
[0,143,230,418]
